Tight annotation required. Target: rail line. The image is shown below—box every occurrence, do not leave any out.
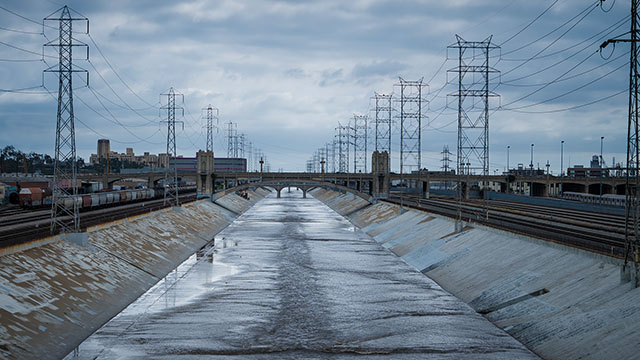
[0,193,197,249]
[384,195,625,259]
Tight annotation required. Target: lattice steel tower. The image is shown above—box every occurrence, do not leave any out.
[601,0,640,286]
[448,35,499,221]
[44,6,88,234]
[336,123,350,172]
[353,114,368,173]
[161,88,184,207]
[374,93,393,157]
[396,78,426,175]
[226,122,237,158]
[441,145,453,190]
[203,105,218,152]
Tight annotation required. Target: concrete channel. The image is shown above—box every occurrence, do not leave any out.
[62,188,534,359]
[4,185,638,359]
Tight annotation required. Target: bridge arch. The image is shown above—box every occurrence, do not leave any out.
[211,179,373,203]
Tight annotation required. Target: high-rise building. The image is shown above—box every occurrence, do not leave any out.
[97,139,110,159]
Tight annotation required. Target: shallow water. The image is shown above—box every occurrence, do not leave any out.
[66,189,535,359]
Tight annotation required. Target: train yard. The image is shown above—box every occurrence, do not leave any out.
[384,194,626,259]
[0,189,197,249]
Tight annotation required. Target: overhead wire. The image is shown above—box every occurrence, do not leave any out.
[500,2,600,78]
[499,0,560,46]
[503,62,627,111]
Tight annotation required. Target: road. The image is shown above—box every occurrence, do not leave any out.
[67,189,536,359]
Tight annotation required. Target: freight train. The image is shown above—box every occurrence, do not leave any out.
[19,187,196,209]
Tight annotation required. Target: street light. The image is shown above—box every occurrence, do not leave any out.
[600,136,604,205]
[530,144,534,196]
[507,145,510,194]
[560,140,564,198]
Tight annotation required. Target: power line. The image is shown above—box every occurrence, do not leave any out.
[503,60,627,110]
[499,0,560,46]
[501,1,600,57]
[503,88,627,114]
[87,34,157,108]
[501,50,629,87]
[0,5,56,29]
[0,25,42,35]
[501,2,600,77]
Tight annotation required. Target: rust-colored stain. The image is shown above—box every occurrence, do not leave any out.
[418,216,435,225]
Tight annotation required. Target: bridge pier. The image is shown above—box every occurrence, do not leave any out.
[422,180,430,199]
[371,150,390,198]
[197,150,215,197]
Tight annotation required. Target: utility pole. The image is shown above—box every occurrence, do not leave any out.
[600,136,605,205]
[202,105,218,152]
[44,6,88,235]
[449,35,499,226]
[507,145,510,194]
[561,140,564,197]
[160,88,184,207]
[601,0,640,286]
[530,143,535,196]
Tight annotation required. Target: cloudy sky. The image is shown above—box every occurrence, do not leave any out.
[0,0,630,173]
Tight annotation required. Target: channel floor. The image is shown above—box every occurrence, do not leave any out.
[67,189,537,359]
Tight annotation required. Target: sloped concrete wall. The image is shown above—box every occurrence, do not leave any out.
[0,191,266,360]
[309,188,640,360]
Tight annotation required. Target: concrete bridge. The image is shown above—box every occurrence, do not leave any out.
[77,151,629,198]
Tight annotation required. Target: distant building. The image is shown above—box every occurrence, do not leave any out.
[90,139,160,168]
[507,163,545,177]
[170,156,198,172]
[97,139,110,159]
[568,155,609,178]
[214,158,247,173]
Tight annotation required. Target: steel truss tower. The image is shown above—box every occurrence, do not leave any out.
[602,0,640,286]
[441,145,453,190]
[203,105,218,152]
[226,122,237,158]
[353,114,368,173]
[161,88,184,207]
[396,78,426,175]
[374,93,393,156]
[448,35,499,222]
[336,123,350,173]
[44,6,88,234]
[247,142,253,171]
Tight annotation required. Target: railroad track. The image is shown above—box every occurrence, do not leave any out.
[384,195,626,259]
[0,193,197,249]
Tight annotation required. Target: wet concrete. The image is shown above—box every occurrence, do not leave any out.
[67,189,535,359]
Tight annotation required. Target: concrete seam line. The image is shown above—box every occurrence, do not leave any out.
[91,242,161,280]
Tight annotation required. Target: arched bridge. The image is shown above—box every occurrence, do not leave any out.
[211,179,373,202]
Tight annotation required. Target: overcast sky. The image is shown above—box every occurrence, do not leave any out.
[0,0,630,173]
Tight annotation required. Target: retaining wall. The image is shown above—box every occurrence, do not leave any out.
[0,189,269,360]
[310,187,640,360]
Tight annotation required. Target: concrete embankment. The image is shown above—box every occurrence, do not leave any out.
[0,188,270,360]
[309,188,640,360]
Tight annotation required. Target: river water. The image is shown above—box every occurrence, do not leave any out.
[66,189,535,359]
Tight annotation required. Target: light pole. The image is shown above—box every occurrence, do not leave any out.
[507,145,510,194]
[560,140,564,198]
[600,136,604,205]
[530,144,534,196]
